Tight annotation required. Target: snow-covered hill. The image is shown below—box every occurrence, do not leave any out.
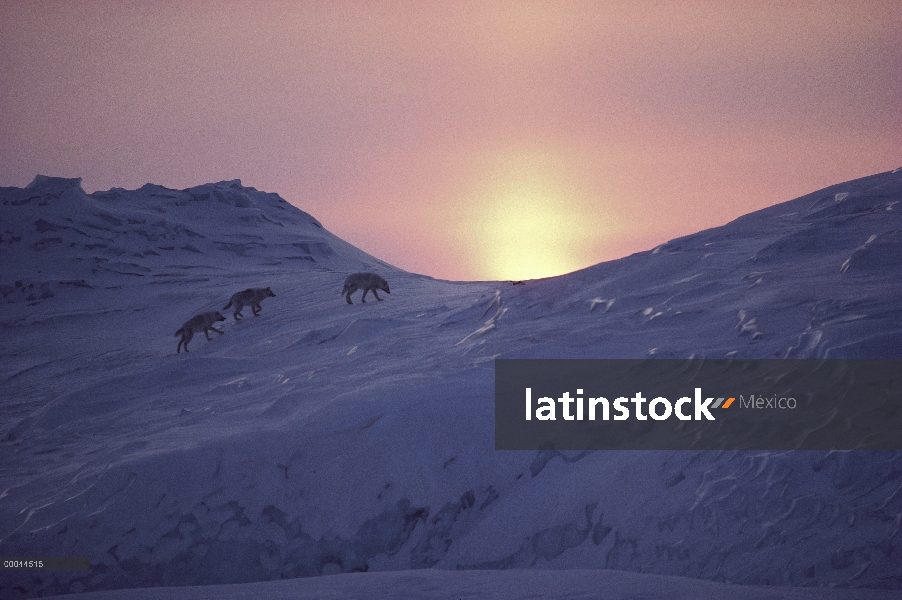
[1,171,901,598]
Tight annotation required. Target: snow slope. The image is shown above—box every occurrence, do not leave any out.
[35,569,902,600]
[1,171,901,598]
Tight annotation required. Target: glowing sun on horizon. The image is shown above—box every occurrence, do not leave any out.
[462,151,605,281]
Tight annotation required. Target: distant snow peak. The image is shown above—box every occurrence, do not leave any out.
[0,175,390,291]
[25,174,84,192]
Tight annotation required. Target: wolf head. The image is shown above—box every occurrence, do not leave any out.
[264,287,275,298]
[213,311,226,322]
[380,280,390,294]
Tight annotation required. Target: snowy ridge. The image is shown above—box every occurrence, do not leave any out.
[0,176,388,293]
[1,171,901,598]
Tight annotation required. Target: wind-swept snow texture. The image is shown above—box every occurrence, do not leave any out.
[2,172,901,598]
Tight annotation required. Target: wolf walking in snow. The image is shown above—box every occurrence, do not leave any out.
[223,287,275,320]
[175,311,226,353]
[342,272,390,304]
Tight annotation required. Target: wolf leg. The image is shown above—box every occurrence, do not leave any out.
[210,326,224,335]
[252,303,261,315]
[372,290,382,301]
[179,330,193,353]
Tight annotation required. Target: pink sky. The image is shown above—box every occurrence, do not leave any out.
[2,2,899,280]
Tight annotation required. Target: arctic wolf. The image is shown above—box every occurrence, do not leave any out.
[342,272,390,304]
[223,287,275,320]
[175,311,225,353]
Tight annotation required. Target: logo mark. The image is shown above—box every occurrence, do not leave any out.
[713,397,735,409]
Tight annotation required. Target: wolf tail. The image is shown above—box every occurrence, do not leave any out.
[223,299,233,310]
[174,327,184,337]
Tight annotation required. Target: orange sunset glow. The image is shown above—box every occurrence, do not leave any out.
[2,2,899,280]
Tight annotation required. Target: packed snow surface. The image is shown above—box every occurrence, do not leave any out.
[2,171,901,598]
[35,569,902,600]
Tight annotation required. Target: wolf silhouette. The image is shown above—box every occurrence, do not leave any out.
[175,311,226,353]
[223,287,275,320]
[341,272,390,304]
